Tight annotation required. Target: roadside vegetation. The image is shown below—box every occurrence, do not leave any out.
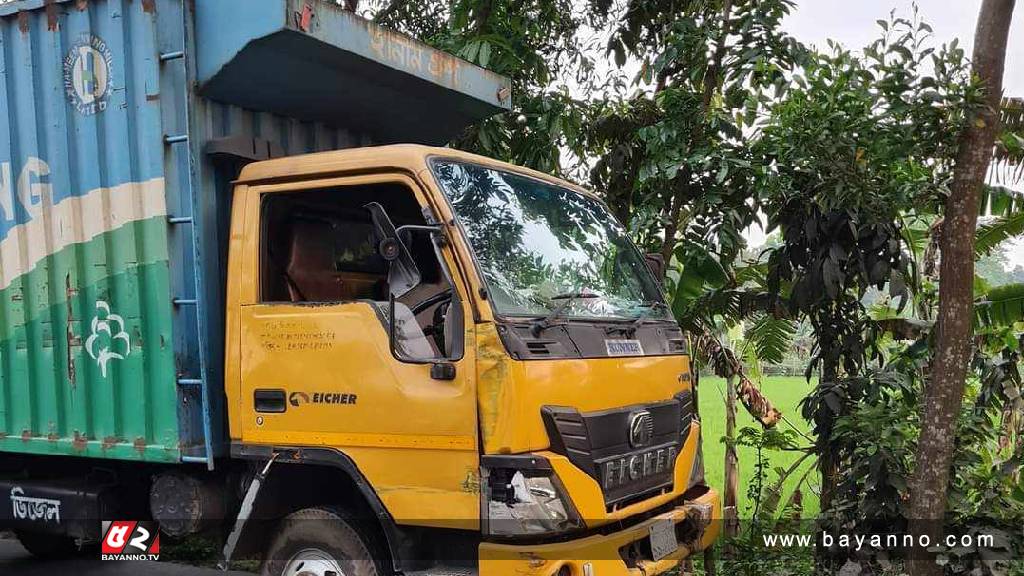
[701,375,819,519]
[360,0,1023,574]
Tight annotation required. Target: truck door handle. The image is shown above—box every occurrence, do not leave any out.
[254,389,287,413]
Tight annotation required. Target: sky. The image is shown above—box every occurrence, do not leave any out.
[775,0,1024,267]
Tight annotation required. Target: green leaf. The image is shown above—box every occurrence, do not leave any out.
[976,282,1024,327]
[478,42,492,68]
[892,45,914,61]
[612,40,626,68]
[716,163,729,184]
[976,211,1024,257]
[744,314,797,364]
[670,246,730,318]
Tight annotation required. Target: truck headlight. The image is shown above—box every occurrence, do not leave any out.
[482,458,582,538]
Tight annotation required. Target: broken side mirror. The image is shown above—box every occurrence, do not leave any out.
[383,225,465,374]
[387,293,464,377]
[644,253,666,283]
[363,202,421,298]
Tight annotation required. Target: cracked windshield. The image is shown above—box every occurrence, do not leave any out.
[431,160,669,321]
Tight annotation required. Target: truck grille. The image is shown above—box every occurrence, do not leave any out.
[541,393,695,506]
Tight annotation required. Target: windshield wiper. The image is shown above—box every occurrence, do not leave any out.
[530,291,599,337]
[637,300,669,312]
[619,301,671,336]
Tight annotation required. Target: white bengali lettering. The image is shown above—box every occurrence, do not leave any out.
[10,487,62,524]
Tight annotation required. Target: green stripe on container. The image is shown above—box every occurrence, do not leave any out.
[0,217,179,462]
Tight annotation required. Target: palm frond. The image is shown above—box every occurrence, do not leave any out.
[976,210,1024,257]
[976,282,1024,328]
[1003,97,1024,133]
[744,314,796,365]
[994,97,1024,180]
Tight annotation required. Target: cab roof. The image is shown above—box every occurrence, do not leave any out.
[235,144,593,198]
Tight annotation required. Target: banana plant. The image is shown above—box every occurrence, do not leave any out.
[667,242,794,426]
[976,209,1024,258]
[976,282,1024,329]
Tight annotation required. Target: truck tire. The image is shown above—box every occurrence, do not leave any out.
[260,508,385,576]
[14,531,80,559]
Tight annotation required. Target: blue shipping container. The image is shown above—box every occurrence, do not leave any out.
[0,0,509,467]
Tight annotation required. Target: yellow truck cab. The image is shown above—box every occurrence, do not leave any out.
[224,145,720,576]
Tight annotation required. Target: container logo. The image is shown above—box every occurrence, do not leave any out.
[85,301,131,378]
[63,34,113,116]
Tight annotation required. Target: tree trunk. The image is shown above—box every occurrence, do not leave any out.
[907,2,1015,575]
[659,185,685,269]
[724,374,739,541]
[703,546,717,576]
[702,0,733,109]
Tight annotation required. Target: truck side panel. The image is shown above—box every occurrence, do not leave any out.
[0,0,179,461]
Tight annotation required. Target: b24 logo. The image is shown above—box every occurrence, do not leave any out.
[101,521,160,561]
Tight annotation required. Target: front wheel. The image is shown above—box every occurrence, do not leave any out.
[260,508,384,576]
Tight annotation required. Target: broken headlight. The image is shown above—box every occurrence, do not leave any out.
[482,458,582,538]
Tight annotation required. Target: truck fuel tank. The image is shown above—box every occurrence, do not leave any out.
[0,476,133,542]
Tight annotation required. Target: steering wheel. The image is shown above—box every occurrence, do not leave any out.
[430,300,453,352]
[410,288,453,315]
[406,289,454,352]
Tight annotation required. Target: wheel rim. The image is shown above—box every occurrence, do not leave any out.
[283,548,346,576]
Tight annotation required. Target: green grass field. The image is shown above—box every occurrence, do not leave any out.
[698,376,821,519]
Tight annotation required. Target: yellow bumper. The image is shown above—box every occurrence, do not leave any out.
[480,489,721,576]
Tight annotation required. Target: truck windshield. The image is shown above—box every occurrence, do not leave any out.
[430,159,670,321]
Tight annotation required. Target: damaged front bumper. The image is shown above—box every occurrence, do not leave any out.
[480,489,720,576]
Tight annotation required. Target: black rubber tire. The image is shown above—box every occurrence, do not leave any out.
[260,507,386,576]
[14,531,81,559]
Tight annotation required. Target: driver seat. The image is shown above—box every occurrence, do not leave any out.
[286,219,353,302]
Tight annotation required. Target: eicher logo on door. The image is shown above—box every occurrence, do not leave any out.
[101,521,161,561]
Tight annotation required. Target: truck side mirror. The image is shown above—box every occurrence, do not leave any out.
[383,225,465,374]
[363,202,421,298]
[387,294,463,378]
[644,253,666,282]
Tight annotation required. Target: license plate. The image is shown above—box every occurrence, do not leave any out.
[605,339,644,356]
[648,519,678,561]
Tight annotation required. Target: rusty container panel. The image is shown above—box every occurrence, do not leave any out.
[0,0,180,461]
